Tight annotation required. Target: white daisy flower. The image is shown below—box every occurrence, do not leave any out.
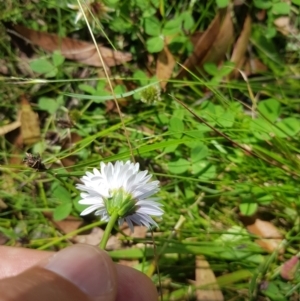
[76,161,163,232]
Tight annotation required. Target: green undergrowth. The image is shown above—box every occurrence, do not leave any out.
[0,1,300,300]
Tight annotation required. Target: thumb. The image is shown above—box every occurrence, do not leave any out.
[0,244,117,301]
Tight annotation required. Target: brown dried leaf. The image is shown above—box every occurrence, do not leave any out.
[246,219,284,253]
[190,31,203,47]
[177,8,228,78]
[20,95,40,145]
[12,25,132,67]
[52,216,83,235]
[274,17,293,36]
[195,256,224,301]
[243,57,268,76]
[43,212,83,234]
[119,225,148,239]
[230,14,252,78]
[156,45,175,90]
[200,8,234,65]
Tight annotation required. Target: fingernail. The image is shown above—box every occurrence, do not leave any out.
[45,244,115,297]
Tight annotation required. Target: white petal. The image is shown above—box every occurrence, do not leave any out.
[79,197,103,205]
[93,168,101,176]
[135,189,158,199]
[137,205,164,216]
[124,216,134,233]
[137,199,162,206]
[80,204,102,216]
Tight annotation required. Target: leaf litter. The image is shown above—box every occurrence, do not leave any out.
[10,25,132,68]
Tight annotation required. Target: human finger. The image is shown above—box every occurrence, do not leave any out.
[0,245,158,301]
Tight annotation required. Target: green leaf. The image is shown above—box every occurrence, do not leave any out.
[135,0,156,17]
[276,117,300,137]
[265,27,277,39]
[53,203,73,221]
[203,62,218,76]
[272,2,290,15]
[218,61,235,76]
[94,81,111,102]
[134,0,150,10]
[261,282,288,301]
[52,185,71,203]
[144,17,161,36]
[217,110,235,128]
[169,117,184,138]
[73,195,86,213]
[142,7,156,17]
[162,17,182,35]
[154,113,169,125]
[114,84,126,95]
[151,0,159,7]
[104,0,119,5]
[191,145,209,163]
[133,70,149,85]
[200,101,217,126]
[30,58,55,74]
[193,162,216,180]
[181,11,195,31]
[257,194,273,205]
[258,98,281,122]
[292,0,300,5]
[172,108,185,120]
[168,158,190,174]
[251,118,273,140]
[96,80,106,91]
[239,202,258,216]
[184,129,205,139]
[38,97,60,114]
[52,51,65,67]
[185,187,195,200]
[200,165,216,181]
[133,0,156,14]
[109,17,132,33]
[78,84,96,95]
[253,0,272,9]
[169,36,191,52]
[146,36,164,53]
[216,0,229,8]
[213,105,226,126]
[44,68,58,78]
[163,143,178,153]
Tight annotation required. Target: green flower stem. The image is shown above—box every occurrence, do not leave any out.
[99,211,119,249]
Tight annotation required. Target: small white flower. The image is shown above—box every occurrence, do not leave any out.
[76,161,163,232]
[140,84,161,104]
